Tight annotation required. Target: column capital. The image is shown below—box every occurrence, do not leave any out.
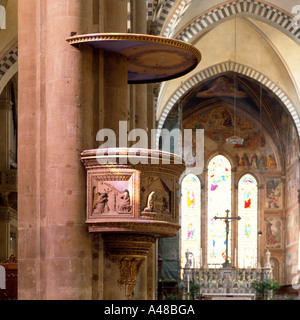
[0,207,14,221]
[0,100,13,111]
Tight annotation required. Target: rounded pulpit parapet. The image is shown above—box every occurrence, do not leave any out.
[81,148,185,299]
[80,148,185,238]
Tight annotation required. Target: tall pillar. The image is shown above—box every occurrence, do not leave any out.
[0,98,11,262]
[99,0,129,143]
[130,0,148,133]
[0,209,10,262]
[99,0,128,33]
[103,52,128,143]
[147,244,157,300]
[18,0,96,299]
[99,0,130,300]
[0,99,12,170]
[0,94,17,263]
[129,0,152,300]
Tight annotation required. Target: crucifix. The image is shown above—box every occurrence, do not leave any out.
[214,209,241,268]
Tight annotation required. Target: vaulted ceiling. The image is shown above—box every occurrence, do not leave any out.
[152,1,300,146]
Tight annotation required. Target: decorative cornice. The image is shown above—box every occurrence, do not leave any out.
[87,220,180,238]
[81,148,185,170]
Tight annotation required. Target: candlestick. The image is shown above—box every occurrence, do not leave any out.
[200,248,202,267]
[235,248,237,267]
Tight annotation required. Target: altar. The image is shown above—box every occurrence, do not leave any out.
[202,293,255,300]
[181,251,273,300]
[181,208,274,300]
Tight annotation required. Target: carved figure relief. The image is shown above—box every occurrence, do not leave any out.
[143,191,155,212]
[93,191,110,214]
[90,176,133,216]
[141,177,171,214]
[118,189,132,213]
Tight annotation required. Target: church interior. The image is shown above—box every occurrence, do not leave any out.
[0,0,300,300]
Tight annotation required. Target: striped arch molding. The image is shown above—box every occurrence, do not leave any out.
[0,41,18,91]
[154,0,300,42]
[156,61,300,148]
[1,1,299,87]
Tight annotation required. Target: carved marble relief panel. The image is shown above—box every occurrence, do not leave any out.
[86,170,138,220]
[140,173,176,222]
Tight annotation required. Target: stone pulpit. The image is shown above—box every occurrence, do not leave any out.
[81,148,185,298]
[66,29,201,299]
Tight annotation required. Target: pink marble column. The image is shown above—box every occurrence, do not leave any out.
[18,0,96,299]
[99,0,130,300]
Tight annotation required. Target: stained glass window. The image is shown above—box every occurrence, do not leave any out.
[238,174,258,268]
[180,174,201,271]
[207,155,231,266]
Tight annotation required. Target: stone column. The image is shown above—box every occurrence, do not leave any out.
[0,209,10,262]
[129,0,151,300]
[18,0,96,299]
[98,0,130,300]
[0,96,16,263]
[147,244,157,300]
[103,52,128,144]
[99,0,128,33]
[0,99,12,170]
[98,0,129,145]
[0,98,10,262]
[130,0,148,134]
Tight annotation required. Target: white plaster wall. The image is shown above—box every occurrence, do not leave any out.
[163,0,300,38]
[156,17,300,122]
[0,0,17,55]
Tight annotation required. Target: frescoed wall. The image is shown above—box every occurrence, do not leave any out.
[161,75,300,285]
[284,122,299,285]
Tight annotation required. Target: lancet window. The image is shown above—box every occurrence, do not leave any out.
[238,174,258,268]
[180,174,201,269]
[207,155,232,266]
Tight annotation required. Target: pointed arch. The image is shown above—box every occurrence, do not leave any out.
[0,40,18,95]
[156,61,300,147]
[173,1,300,44]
